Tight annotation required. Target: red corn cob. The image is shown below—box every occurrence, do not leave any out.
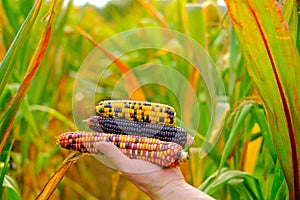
[58,132,188,168]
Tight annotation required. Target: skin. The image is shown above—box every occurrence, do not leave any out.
[96,142,215,200]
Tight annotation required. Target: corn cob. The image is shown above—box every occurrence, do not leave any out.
[86,116,189,147]
[95,100,176,125]
[58,132,188,167]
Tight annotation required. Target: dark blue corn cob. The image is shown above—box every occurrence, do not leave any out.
[86,116,189,147]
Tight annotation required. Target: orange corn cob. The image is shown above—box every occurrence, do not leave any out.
[58,132,188,168]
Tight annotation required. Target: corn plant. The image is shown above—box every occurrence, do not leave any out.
[0,0,299,199]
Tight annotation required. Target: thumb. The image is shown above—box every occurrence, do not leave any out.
[96,141,132,170]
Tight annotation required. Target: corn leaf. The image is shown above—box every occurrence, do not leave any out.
[0,1,55,153]
[224,0,300,198]
[35,152,83,200]
[0,0,42,97]
[2,175,21,200]
[270,161,287,200]
[0,139,14,197]
[137,0,170,29]
[253,106,277,162]
[186,4,206,46]
[218,103,253,172]
[199,168,263,199]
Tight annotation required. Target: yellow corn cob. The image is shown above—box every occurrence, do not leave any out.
[86,116,190,147]
[95,100,176,125]
[58,132,188,167]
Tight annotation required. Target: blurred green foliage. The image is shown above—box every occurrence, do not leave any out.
[0,0,298,199]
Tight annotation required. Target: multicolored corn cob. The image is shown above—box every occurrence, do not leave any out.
[86,116,189,147]
[58,132,188,167]
[95,100,176,125]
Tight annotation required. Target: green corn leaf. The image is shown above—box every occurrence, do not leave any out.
[282,0,298,41]
[228,27,240,99]
[0,0,56,153]
[198,167,228,191]
[186,4,206,47]
[253,106,277,162]
[0,139,14,197]
[270,160,288,200]
[228,179,254,200]
[297,13,300,51]
[244,177,264,200]
[224,0,300,198]
[2,175,21,200]
[218,103,253,172]
[206,170,260,197]
[1,0,22,34]
[199,168,262,198]
[0,0,42,97]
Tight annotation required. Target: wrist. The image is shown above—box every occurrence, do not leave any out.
[148,178,214,200]
[153,178,186,200]
[134,168,185,199]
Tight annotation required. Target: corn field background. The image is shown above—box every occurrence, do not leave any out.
[0,0,299,199]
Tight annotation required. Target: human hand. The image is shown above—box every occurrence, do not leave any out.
[96,142,214,200]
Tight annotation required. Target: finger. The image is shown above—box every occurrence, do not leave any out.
[96,141,161,173]
[96,141,131,171]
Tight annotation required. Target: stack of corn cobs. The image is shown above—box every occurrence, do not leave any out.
[58,100,193,168]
